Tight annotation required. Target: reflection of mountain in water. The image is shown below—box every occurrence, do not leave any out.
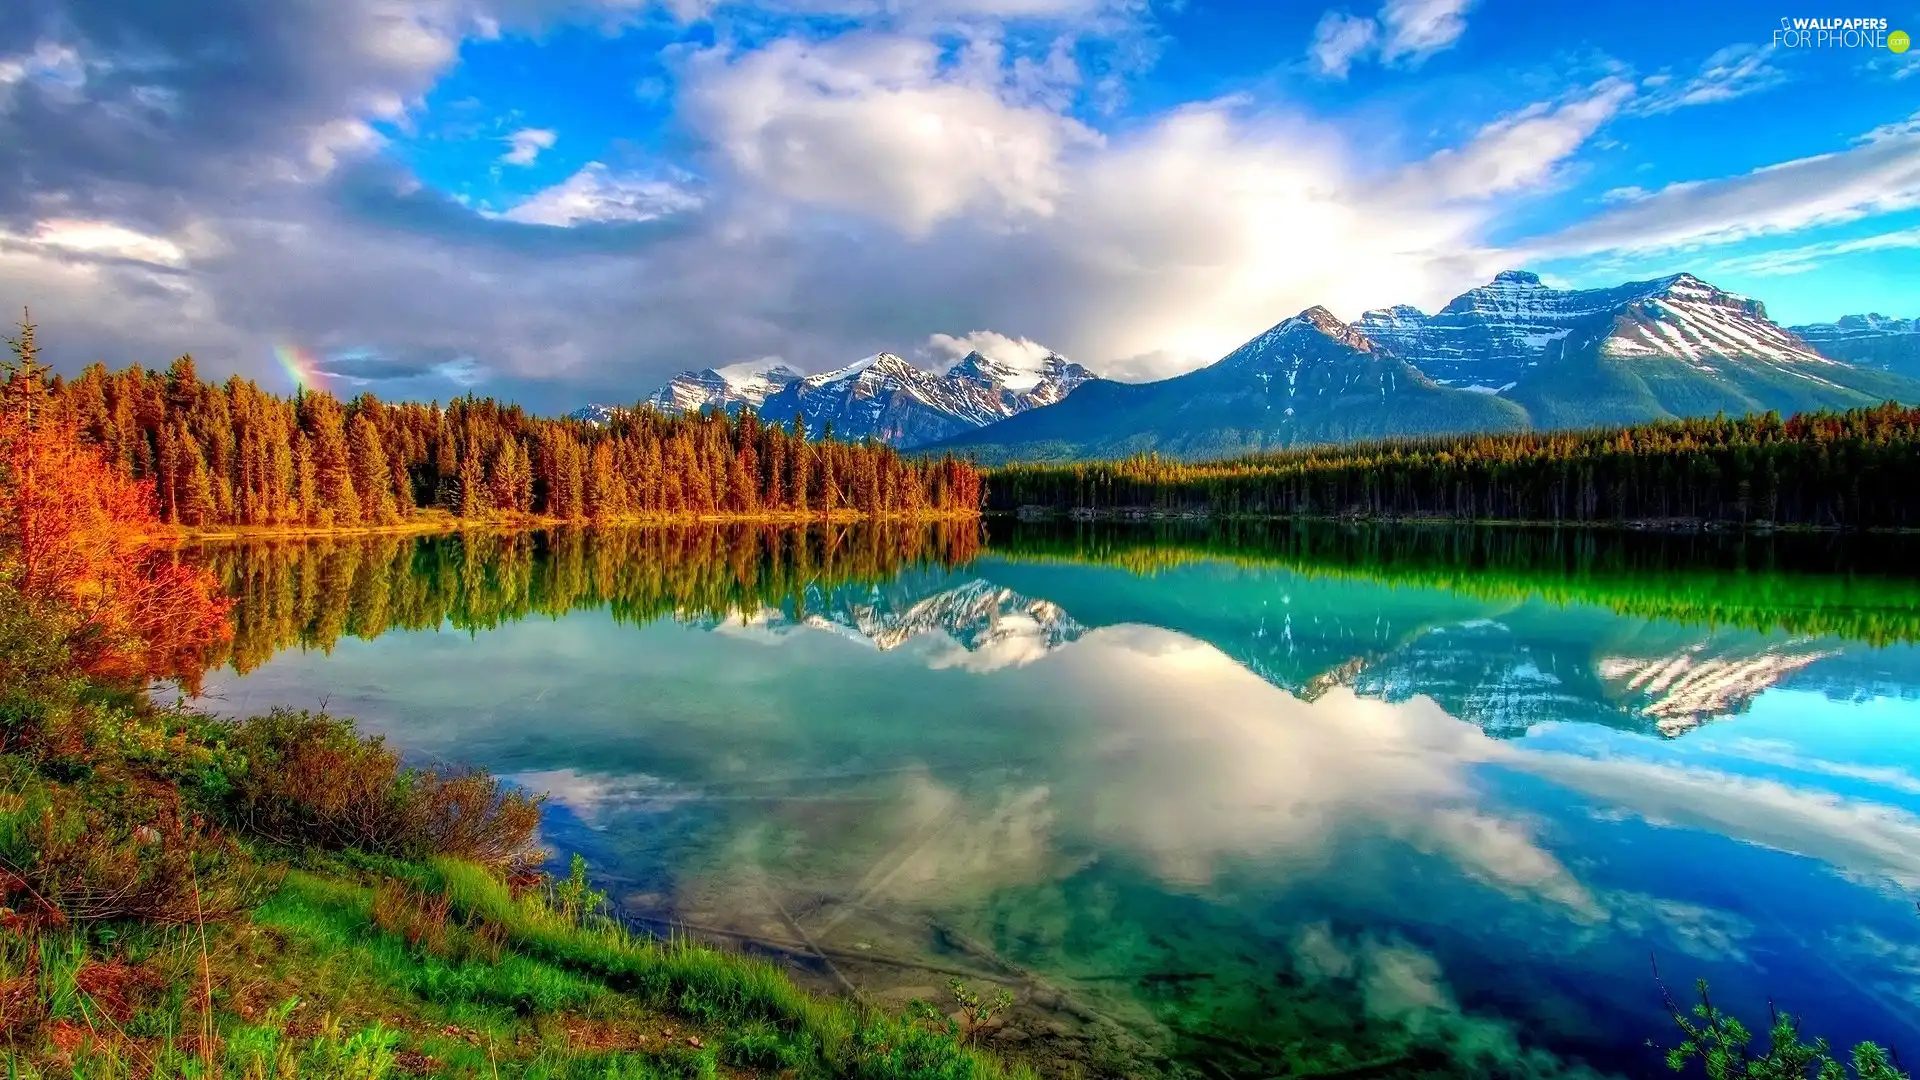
[1351,616,1839,738]
[704,567,1086,658]
[848,560,1913,739]
[1595,645,1837,736]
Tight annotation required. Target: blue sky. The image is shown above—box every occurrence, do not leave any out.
[1,0,1916,409]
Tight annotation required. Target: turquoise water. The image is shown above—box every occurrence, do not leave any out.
[192,527,1920,1078]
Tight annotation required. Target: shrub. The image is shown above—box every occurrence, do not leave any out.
[370,879,452,955]
[222,708,543,867]
[0,766,273,928]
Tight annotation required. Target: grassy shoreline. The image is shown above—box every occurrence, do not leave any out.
[1,611,1033,1080]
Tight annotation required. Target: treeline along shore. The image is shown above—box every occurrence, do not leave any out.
[44,353,982,529]
[982,405,1920,531]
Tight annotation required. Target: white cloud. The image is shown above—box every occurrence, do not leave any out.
[0,39,88,105]
[1379,0,1475,62]
[1310,11,1379,78]
[1636,43,1789,115]
[1829,927,1920,1015]
[1538,130,1920,256]
[1311,0,1474,75]
[12,219,189,267]
[501,126,558,166]
[1392,79,1632,201]
[500,162,703,226]
[4,0,1631,400]
[507,767,678,826]
[680,33,1098,234]
[1513,753,1920,889]
[303,117,387,175]
[1862,108,1920,143]
[1703,738,1920,793]
[923,329,1057,369]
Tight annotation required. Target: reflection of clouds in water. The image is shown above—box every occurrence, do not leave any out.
[1033,624,1920,906]
[864,771,1061,902]
[1290,923,1607,1078]
[1512,754,1920,889]
[1040,625,1603,919]
[1292,923,1456,1029]
[509,767,679,828]
[1594,892,1757,964]
[923,613,1060,673]
[1706,737,1920,796]
[1830,927,1920,1011]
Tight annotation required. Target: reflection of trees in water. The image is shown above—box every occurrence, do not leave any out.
[990,519,1920,646]
[196,523,981,674]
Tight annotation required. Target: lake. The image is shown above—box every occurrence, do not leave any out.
[187,522,1920,1079]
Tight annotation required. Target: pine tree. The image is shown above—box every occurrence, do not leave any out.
[349,413,399,524]
[179,436,217,526]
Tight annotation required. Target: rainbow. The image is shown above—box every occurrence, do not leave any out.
[273,344,327,392]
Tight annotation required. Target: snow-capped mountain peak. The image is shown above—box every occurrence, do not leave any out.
[685,347,1095,448]
[566,403,625,426]
[1220,307,1377,373]
[948,350,1089,397]
[801,352,898,387]
[1601,274,1834,368]
[1288,305,1374,350]
[1355,269,1838,393]
[712,359,803,393]
[635,360,804,418]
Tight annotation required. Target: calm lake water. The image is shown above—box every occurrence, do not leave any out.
[189,523,1920,1079]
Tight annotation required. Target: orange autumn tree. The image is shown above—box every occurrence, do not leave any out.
[0,315,231,687]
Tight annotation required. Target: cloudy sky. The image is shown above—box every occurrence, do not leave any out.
[3,0,1916,411]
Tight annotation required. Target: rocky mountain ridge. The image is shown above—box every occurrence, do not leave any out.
[936,271,1920,461]
[1789,313,1920,379]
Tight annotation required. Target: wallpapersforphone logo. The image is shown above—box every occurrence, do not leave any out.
[1772,16,1907,49]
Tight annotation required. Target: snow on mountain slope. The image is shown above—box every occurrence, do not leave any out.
[1357,271,1836,392]
[704,570,1084,665]
[1597,275,1834,371]
[568,360,801,424]
[1596,644,1837,737]
[754,350,1091,448]
[566,404,624,426]
[576,350,1089,448]
[644,360,803,416]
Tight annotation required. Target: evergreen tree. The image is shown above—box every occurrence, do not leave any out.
[349,413,399,524]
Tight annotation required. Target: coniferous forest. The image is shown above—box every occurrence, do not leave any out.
[984,405,1920,530]
[41,353,983,528]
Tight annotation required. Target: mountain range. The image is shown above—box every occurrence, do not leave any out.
[1788,314,1920,379]
[571,350,1090,449]
[573,271,1917,459]
[936,272,1920,462]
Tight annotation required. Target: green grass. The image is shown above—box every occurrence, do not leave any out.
[4,855,1040,1080]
